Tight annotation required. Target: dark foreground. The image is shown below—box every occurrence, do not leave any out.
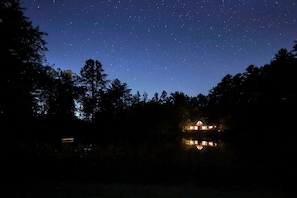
[2,134,297,197]
[5,182,296,198]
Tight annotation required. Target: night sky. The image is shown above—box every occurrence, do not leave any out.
[22,0,297,97]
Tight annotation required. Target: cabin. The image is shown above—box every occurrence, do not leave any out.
[183,119,217,132]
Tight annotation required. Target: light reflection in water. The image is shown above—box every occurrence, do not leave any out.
[182,138,219,150]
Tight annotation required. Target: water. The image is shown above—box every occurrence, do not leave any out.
[182,137,220,151]
[10,133,295,191]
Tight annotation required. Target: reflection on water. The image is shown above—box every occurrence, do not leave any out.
[182,138,219,150]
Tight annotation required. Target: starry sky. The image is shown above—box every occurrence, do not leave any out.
[22,0,297,97]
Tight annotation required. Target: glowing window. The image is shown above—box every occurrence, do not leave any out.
[202,141,207,146]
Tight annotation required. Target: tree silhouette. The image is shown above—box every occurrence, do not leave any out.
[0,0,48,124]
[79,59,108,121]
[47,69,79,120]
[159,90,168,104]
[131,91,142,106]
[101,78,132,114]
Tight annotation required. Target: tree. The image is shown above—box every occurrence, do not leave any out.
[168,91,191,131]
[47,69,80,120]
[0,0,48,122]
[131,91,141,106]
[142,92,148,103]
[159,90,168,104]
[292,40,297,57]
[79,59,108,121]
[151,92,159,103]
[101,78,132,113]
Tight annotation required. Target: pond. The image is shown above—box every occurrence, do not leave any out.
[58,134,238,166]
[54,135,271,188]
[9,132,294,191]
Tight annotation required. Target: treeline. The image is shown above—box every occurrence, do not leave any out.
[1,0,296,142]
[205,45,297,140]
